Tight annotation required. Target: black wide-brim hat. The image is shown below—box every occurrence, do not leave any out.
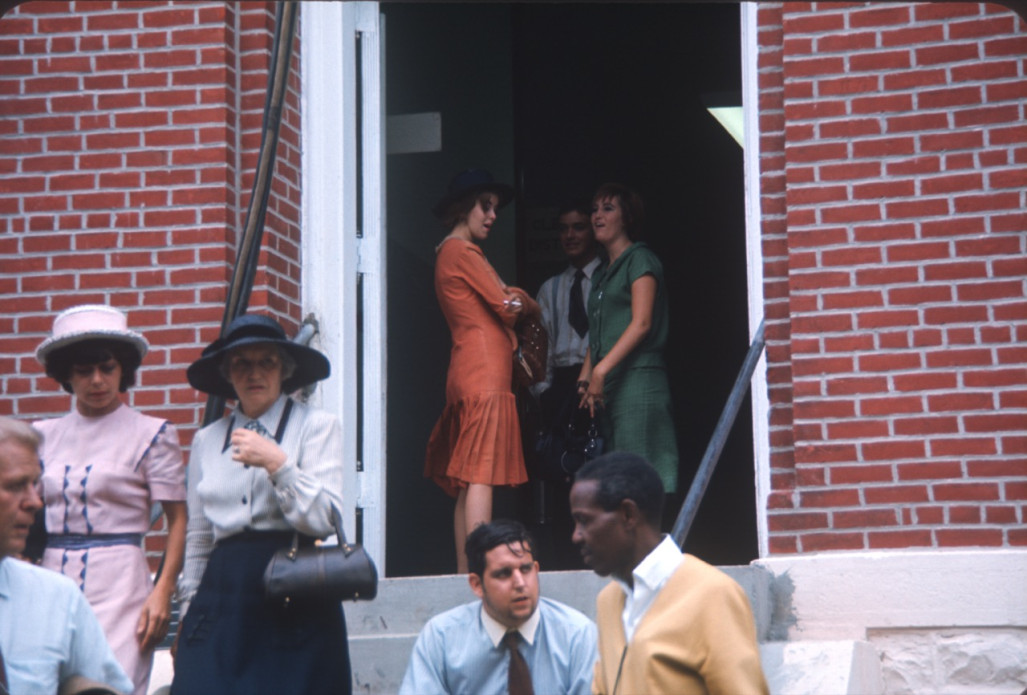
[431,168,514,219]
[186,314,330,400]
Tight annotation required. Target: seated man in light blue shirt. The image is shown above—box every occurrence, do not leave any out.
[399,519,597,695]
[0,417,133,695]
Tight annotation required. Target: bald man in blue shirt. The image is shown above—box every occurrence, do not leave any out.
[0,417,133,695]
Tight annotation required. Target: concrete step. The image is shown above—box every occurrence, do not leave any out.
[150,566,884,695]
[344,567,772,693]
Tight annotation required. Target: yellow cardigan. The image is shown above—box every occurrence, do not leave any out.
[592,554,768,695]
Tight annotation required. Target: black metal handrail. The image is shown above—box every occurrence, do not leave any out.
[202,0,299,427]
[671,319,766,547]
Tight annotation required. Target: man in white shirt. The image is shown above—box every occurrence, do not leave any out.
[399,519,597,695]
[570,451,768,695]
[0,416,133,695]
[534,199,601,412]
[530,200,601,568]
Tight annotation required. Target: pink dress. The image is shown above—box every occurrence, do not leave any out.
[36,403,186,695]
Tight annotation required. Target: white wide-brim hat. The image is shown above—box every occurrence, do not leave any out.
[35,304,149,365]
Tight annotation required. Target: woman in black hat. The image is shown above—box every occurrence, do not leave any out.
[172,314,350,695]
[424,169,540,573]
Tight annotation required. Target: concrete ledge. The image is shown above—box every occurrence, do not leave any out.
[760,641,884,695]
[350,634,417,694]
[754,549,1027,641]
[343,566,772,694]
[149,564,773,694]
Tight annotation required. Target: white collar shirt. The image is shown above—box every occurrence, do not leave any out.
[614,534,684,642]
[533,256,602,393]
[480,601,542,647]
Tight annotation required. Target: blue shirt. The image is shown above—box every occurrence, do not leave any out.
[0,557,133,695]
[399,597,597,695]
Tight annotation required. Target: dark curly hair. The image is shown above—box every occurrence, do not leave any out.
[43,338,141,394]
[465,519,536,579]
[574,452,665,527]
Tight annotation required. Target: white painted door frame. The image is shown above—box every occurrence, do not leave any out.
[301,2,387,568]
[299,1,769,568]
[740,2,771,559]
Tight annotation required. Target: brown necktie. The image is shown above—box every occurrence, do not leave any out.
[503,630,535,695]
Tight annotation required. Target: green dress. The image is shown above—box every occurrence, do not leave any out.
[587,242,679,491]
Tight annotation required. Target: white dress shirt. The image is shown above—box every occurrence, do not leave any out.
[479,601,542,648]
[614,534,685,642]
[534,256,602,394]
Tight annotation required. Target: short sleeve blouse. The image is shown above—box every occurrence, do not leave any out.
[587,242,669,376]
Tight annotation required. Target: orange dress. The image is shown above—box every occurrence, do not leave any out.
[425,237,528,496]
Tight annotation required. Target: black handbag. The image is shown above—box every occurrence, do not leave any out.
[534,395,605,481]
[263,504,378,607]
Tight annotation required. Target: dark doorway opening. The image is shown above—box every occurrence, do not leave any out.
[384,2,757,576]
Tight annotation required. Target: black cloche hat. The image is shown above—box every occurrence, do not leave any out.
[186,314,330,400]
[431,168,514,219]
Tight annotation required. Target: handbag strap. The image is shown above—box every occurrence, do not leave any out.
[287,503,351,558]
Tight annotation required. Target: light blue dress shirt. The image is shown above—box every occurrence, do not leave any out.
[399,597,597,695]
[0,558,133,695]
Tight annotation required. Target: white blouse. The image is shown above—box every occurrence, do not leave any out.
[178,394,344,613]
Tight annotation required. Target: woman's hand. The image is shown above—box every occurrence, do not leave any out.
[579,366,607,417]
[578,275,657,417]
[506,287,540,318]
[503,287,542,322]
[136,586,173,652]
[502,293,524,316]
[577,350,595,411]
[230,428,287,474]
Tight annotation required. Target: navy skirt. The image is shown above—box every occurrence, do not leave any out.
[171,531,351,695]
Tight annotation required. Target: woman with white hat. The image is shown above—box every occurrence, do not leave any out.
[34,304,187,695]
[172,313,350,695]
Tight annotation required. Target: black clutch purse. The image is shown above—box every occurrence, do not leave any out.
[263,505,378,607]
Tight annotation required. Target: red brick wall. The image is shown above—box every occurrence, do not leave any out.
[760,1,1027,553]
[0,0,303,567]
[3,0,1024,565]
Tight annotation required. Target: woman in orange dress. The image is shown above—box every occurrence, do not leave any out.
[425,169,540,572]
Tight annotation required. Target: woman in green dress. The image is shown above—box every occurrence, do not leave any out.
[577,183,679,492]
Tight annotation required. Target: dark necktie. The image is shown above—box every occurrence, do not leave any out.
[503,631,535,695]
[568,269,588,338]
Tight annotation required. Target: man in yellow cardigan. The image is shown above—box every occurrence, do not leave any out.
[569,452,769,695]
